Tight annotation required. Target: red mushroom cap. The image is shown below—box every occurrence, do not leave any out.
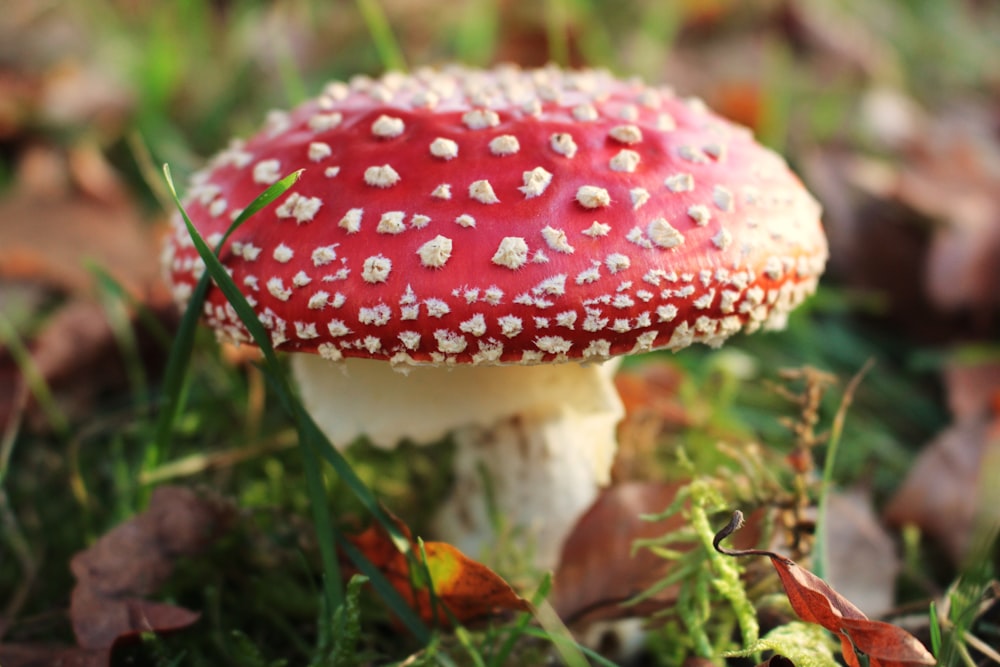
[162,64,827,366]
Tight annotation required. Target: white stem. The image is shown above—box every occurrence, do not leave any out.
[291,355,624,568]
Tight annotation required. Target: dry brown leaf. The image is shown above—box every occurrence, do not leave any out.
[70,589,201,651]
[768,558,935,667]
[0,297,179,432]
[552,481,687,626]
[884,415,1000,563]
[896,108,1000,315]
[0,144,167,298]
[0,142,176,431]
[823,490,899,617]
[612,362,690,481]
[943,358,1000,422]
[0,487,230,666]
[553,482,765,628]
[69,486,232,650]
[0,68,40,139]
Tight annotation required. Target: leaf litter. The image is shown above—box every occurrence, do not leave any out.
[0,486,234,667]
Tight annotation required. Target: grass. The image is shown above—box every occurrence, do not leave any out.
[2,0,999,664]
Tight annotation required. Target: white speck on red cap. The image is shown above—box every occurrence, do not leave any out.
[430,138,459,160]
[493,237,529,269]
[376,211,406,234]
[417,235,453,268]
[489,135,520,156]
[364,165,400,188]
[665,173,694,192]
[576,185,610,209]
[338,208,363,233]
[541,226,574,254]
[372,115,405,138]
[431,183,452,199]
[462,109,500,129]
[455,213,476,228]
[469,180,500,204]
[550,133,578,158]
[520,167,552,198]
[609,149,640,172]
[609,125,643,144]
[308,142,332,162]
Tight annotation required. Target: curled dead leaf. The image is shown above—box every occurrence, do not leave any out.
[715,511,936,667]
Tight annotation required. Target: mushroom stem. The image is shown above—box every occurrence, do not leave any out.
[291,355,623,568]
[435,371,622,569]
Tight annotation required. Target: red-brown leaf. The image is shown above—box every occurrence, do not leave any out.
[768,556,935,667]
[348,514,530,626]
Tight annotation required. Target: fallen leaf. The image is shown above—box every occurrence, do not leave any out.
[612,363,690,481]
[709,80,764,132]
[69,591,201,651]
[0,297,179,433]
[0,143,167,298]
[884,415,1000,563]
[907,110,1000,315]
[715,512,935,667]
[348,513,530,626]
[552,481,764,628]
[943,357,1000,422]
[69,486,232,650]
[823,489,899,617]
[552,481,687,626]
[0,68,41,139]
[770,559,935,667]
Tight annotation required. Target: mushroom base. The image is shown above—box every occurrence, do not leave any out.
[290,355,624,568]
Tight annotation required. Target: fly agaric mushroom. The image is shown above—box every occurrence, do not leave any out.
[162,64,827,568]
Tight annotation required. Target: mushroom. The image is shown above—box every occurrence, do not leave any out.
[161,64,828,569]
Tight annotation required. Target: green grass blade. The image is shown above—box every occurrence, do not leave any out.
[814,358,874,579]
[0,313,70,440]
[297,410,412,552]
[91,265,150,407]
[89,263,173,350]
[928,600,941,657]
[490,574,552,667]
[354,0,407,71]
[151,167,303,463]
[163,165,342,619]
[522,625,620,667]
[335,532,431,643]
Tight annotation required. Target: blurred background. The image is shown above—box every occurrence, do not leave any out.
[0,0,998,663]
